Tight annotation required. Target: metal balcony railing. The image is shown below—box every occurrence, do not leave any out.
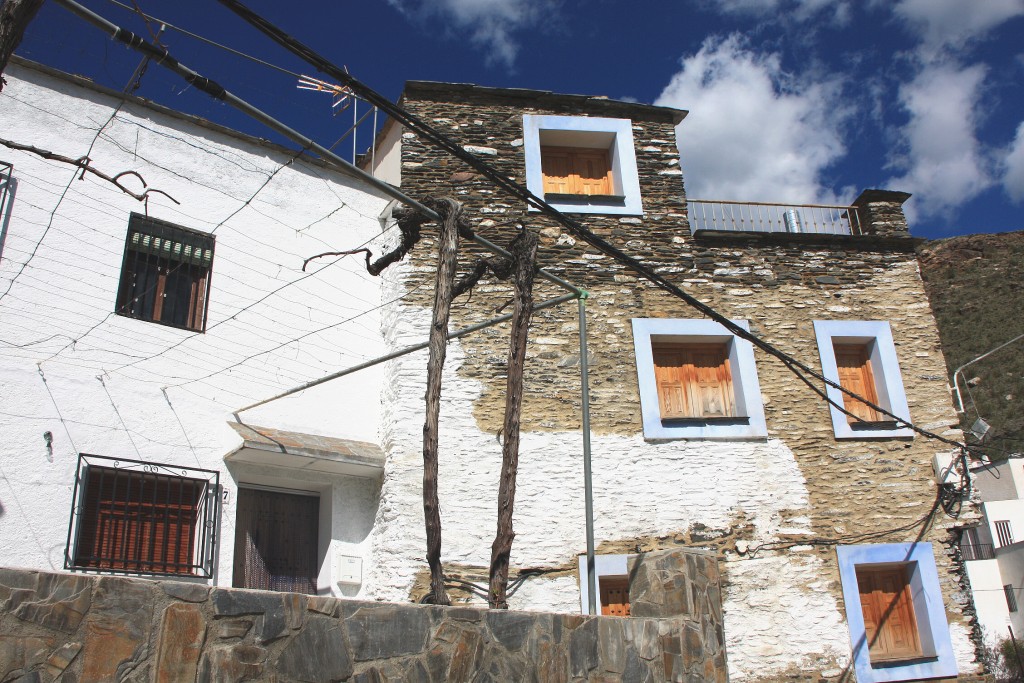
[687,199,863,236]
[960,543,995,561]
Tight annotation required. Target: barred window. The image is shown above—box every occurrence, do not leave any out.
[66,454,219,577]
[1005,584,1019,613]
[115,213,214,332]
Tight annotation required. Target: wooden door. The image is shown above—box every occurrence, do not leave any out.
[233,488,320,595]
[856,565,921,662]
[834,344,881,423]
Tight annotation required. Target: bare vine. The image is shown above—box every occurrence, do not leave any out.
[0,137,180,205]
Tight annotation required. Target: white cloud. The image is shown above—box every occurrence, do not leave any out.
[885,60,993,221]
[1003,121,1024,203]
[704,0,851,24]
[893,0,1024,55]
[387,0,554,68]
[654,34,848,204]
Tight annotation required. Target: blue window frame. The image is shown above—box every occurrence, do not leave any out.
[837,543,958,682]
[523,114,643,216]
[814,320,913,439]
[631,318,767,440]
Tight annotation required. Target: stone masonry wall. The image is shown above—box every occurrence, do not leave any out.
[0,555,726,682]
[363,82,985,679]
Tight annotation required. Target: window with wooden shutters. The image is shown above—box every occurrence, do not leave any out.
[833,343,882,423]
[599,576,631,617]
[652,342,735,419]
[541,146,613,197]
[813,321,913,439]
[523,115,643,216]
[855,564,923,663]
[838,544,958,683]
[65,454,219,577]
[632,318,767,439]
[115,213,214,332]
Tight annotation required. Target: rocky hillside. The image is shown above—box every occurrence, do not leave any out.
[917,231,1024,459]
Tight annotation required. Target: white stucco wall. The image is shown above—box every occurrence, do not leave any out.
[363,265,864,678]
[0,63,392,596]
[965,558,1012,647]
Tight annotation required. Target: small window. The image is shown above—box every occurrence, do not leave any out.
[1006,584,1019,612]
[115,213,214,332]
[996,520,1014,547]
[523,115,642,216]
[632,318,767,440]
[599,576,631,617]
[814,321,913,439]
[856,564,922,662]
[578,553,632,615]
[653,342,735,419]
[66,454,219,577]
[837,543,958,683]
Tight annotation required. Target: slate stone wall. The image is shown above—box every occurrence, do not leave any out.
[371,82,984,677]
[0,557,727,682]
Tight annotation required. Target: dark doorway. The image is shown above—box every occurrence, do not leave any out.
[233,487,320,595]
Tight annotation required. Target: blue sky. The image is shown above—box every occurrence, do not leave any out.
[12,0,1024,238]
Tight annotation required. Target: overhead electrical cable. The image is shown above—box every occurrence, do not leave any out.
[215,0,976,459]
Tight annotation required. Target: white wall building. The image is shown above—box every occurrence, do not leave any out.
[0,59,395,598]
[961,458,1024,646]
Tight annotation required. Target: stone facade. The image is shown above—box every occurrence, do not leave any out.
[361,81,984,680]
[0,62,989,682]
[0,558,726,682]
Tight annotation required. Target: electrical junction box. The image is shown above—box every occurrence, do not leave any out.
[336,554,362,585]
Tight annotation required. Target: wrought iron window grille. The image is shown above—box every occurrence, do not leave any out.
[114,213,215,332]
[64,453,220,578]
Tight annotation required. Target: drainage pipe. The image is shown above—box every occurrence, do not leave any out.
[578,293,597,615]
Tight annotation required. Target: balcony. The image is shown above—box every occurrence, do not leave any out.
[687,199,864,237]
[960,543,996,561]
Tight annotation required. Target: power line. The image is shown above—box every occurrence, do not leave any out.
[220,0,977,460]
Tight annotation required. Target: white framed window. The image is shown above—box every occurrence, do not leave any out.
[523,115,642,216]
[631,318,767,440]
[578,554,632,616]
[837,543,958,682]
[813,321,913,439]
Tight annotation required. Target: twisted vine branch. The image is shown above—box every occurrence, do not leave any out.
[0,137,180,205]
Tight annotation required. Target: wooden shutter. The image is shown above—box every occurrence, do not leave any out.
[541,148,573,195]
[573,150,612,195]
[653,343,734,419]
[116,216,214,332]
[599,576,631,617]
[834,344,881,423]
[540,146,612,196]
[233,488,320,595]
[856,565,922,662]
[75,466,203,575]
